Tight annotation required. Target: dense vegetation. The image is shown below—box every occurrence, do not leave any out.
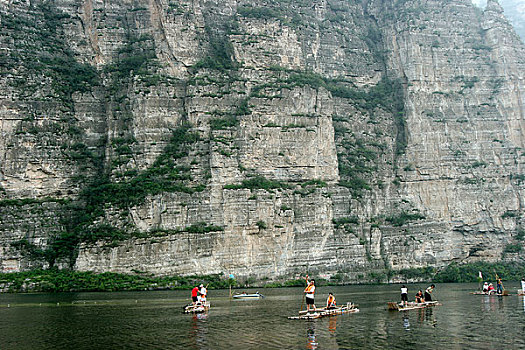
[1,2,99,107]
[392,262,525,283]
[0,270,234,293]
[2,261,523,293]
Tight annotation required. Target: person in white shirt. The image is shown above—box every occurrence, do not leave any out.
[400,285,408,306]
[198,284,207,304]
[304,276,316,313]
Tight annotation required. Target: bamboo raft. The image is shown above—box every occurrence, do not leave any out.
[470,291,510,296]
[288,303,359,320]
[387,301,441,311]
[183,302,210,314]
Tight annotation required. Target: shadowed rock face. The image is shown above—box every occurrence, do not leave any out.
[0,0,523,280]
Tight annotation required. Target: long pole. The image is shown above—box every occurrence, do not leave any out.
[300,274,308,312]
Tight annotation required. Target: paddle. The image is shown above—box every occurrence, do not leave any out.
[300,274,308,312]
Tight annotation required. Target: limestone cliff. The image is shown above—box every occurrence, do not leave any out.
[0,0,523,281]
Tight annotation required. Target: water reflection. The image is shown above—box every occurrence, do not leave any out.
[306,322,317,350]
[403,315,410,331]
[522,296,525,312]
[189,313,208,349]
[328,316,337,334]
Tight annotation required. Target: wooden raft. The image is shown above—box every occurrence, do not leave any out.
[288,303,359,320]
[183,302,210,314]
[470,291,510,296]
[387,301,441,311]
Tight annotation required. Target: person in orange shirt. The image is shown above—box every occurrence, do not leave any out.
[326,292,336,309]
[304,276,316,313]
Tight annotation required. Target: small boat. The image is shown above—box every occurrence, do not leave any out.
[232,292,265,299]
[288,302,359,320]
[183,302,210,314]
[387,301,441,311]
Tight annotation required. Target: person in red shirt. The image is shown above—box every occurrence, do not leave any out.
[191,286,199,305]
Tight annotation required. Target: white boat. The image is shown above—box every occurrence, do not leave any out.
[232,292,265,299]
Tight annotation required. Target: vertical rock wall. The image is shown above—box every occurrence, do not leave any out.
[0,0,523,279]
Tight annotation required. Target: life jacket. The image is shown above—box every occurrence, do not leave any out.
[327,295,336,307]
[305,284,315,293]
[191,287,199,297]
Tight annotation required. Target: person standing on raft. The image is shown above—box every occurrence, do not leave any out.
[400,285,408,307]
[496,277,503,295]
[424,284,435,302]
[304,276,316,313]
[191,285,199,305]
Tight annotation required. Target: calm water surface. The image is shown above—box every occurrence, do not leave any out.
[1,282,524,349]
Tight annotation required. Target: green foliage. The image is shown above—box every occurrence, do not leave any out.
[224,176,290,191]
[396,267,436,280]
[338,178,371,196]
[85,126,203,209]
[185,222,224,233]
[501,211,517,219]
[237,5,282,20]
[503,244,522,253]
[332,216,359,228]
[301,179,327,188]
[433,262,525,283]
[0,197,69,208]
[511,174,525,184]
[28,125,207,266]
[105,34,158,93]
[385,211,425,226]
[263,279,308,288]
[0,269,233,293]
[193,23,236,72]
[1,3,99,106]
[517,228,525,241]
[471,161,487,168]
[210,116,239,130]
[256,220,267,230]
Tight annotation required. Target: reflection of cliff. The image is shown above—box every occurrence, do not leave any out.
[0,0,524,279]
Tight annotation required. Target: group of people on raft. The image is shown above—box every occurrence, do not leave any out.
[303,275,339,313]
[400,284,435,307]
[191,284,208,306]
[481,277,504,294]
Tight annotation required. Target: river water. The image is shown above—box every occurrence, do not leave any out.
[1,282,524,349]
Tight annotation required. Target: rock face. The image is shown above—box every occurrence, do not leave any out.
[486,0,525,43]
[0,0,523,281]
